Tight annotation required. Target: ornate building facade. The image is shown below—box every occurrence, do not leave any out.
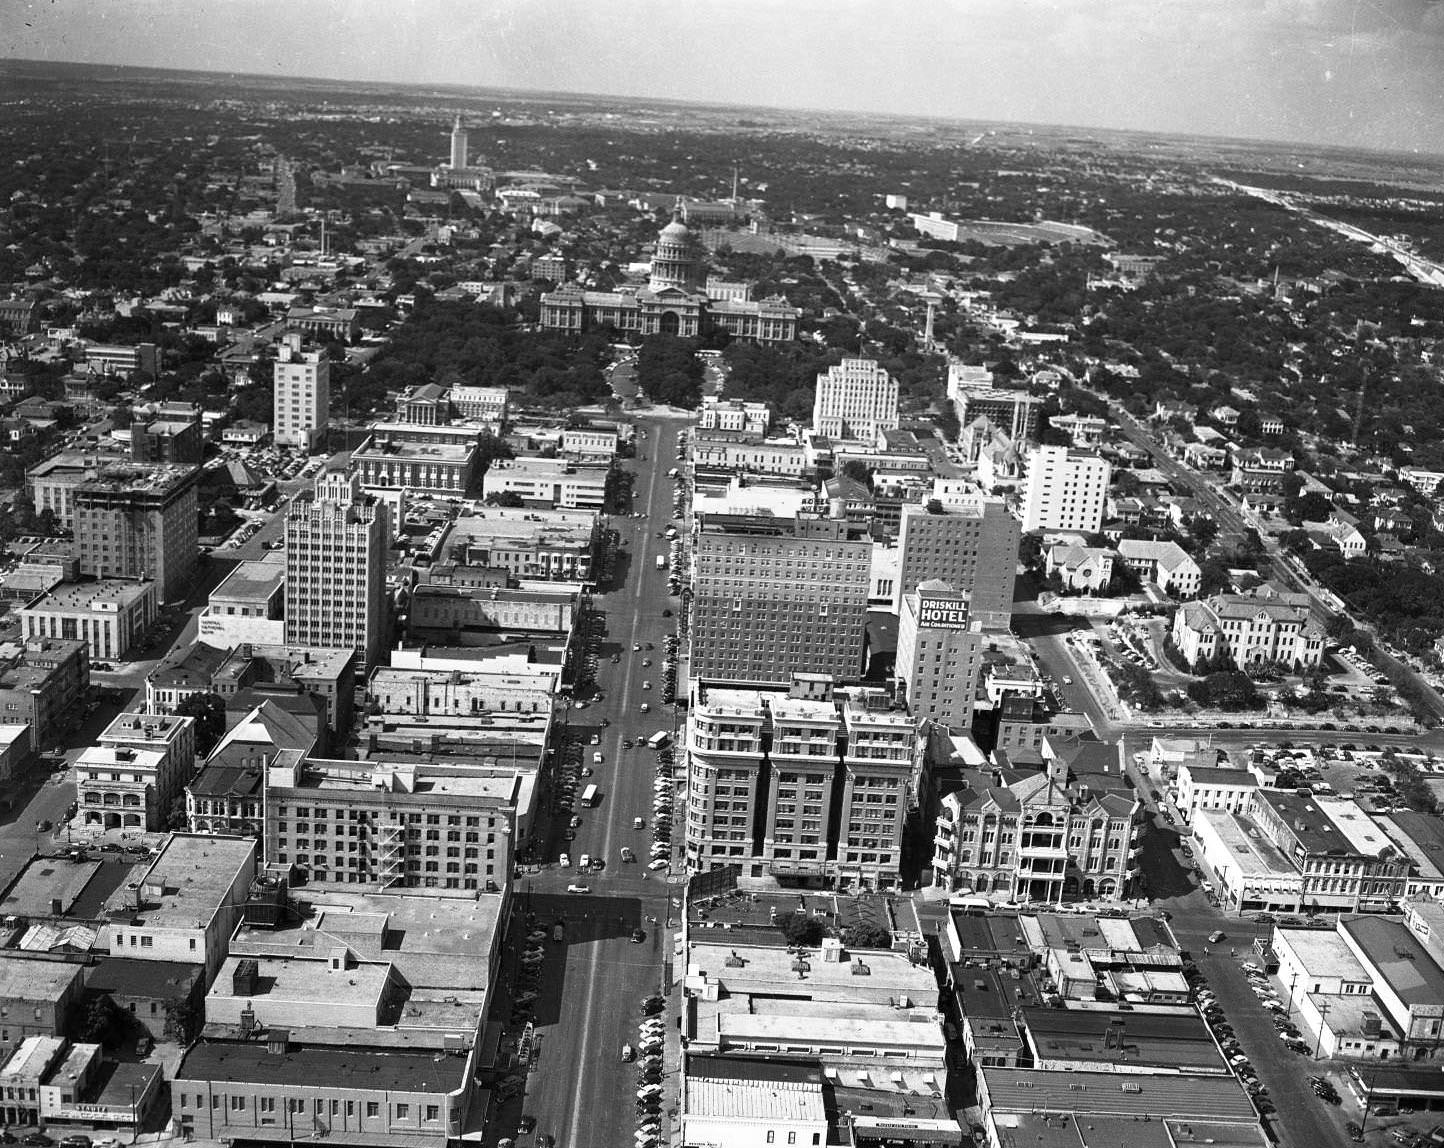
[540,214,799,343]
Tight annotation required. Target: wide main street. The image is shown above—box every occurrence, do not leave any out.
[497,415,684,1148]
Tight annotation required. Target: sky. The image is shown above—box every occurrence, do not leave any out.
[4,0,1444,154]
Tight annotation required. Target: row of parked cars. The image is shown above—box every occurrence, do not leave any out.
[1190,956,1286,1118]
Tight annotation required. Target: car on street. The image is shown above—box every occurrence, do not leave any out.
[1208,930,1225,944]
[566,883,591,894]
[647,859,668,870]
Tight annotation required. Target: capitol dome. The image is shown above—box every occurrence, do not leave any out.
[659,217,691,243]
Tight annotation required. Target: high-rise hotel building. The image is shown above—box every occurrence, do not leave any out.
[73,462,199,600]
[894,496,1019,623]
[284,472,388,666]
[690,514,870,687]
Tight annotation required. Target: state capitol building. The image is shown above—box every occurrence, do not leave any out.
[539,214,799,343]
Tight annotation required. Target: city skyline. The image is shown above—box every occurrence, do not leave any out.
[3,0,1444,154]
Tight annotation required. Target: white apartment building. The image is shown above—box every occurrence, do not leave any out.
[1020,445,1111,533]
[272,332,330,451]
[811,358,899,442]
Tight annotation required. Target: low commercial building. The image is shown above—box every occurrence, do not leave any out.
[0,1036,163,1132]
[101,834,258,983]
[0,958,85,1061]
[681,1058,828,1148]
[444,508,599,583]
[1175,762,1258,822]
[1250,790,1409,913]
[198,560,286,646]
[146,640,234,714]
[1192,808,1304,915]
[405,584,577,648]
[18,577,158,661]
[174,1040,470,1148]
[978,1067,1264,1148]
[480,456,609,510]
[685,938,943,1067]
[559,427,617,460]
[691,434,807,478]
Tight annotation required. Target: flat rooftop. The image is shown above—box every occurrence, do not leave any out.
[278,760,524,804]
[105,834,255,929]
[687,940,936,1003]
[982,1067,1258,1122]
[208,953,390,1014]
[210,561,285,603]
[714,1010,947,1053]
[1316,796,1395,858]
[354,436,475,462]
[448,508,597,547]
[1195,810,1297,878]
[231,890,501,991]
[1342,915,1444,1007]
[1022,1007,1225,1071]
[1,856,142,919]
[684,1057,824,1122]
[21,578,153,611]
[176,1040,467,1093]
[0,953,81,1000]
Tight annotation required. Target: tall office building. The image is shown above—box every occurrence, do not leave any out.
[272,332,330,451]
[895,497,1019,623]
[691,514,870,686]
[811,358,899,442]
[1021,445,1112,533]
[683,685,913,890]
[284,472,388,666]
[72,463,199,600]
[449,114,468,170]
[895,581,985,732]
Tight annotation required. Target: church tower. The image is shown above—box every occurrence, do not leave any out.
[649,210,704,294]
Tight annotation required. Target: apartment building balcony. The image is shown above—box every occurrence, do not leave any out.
[933,834,956,859]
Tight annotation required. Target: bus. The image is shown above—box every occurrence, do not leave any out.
[581,784,600,807]
[646,731,671,750]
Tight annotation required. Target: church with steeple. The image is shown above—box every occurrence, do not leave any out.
[539,211,798,343]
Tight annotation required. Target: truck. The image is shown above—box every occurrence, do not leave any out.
[656,554,667,569]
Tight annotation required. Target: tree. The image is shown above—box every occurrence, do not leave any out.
[842,921,892,949]
[840,459,873,489]
[77,994,128,1048]
[777,911,825,947]
[486,491,524,508]
[175,691,227,758]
